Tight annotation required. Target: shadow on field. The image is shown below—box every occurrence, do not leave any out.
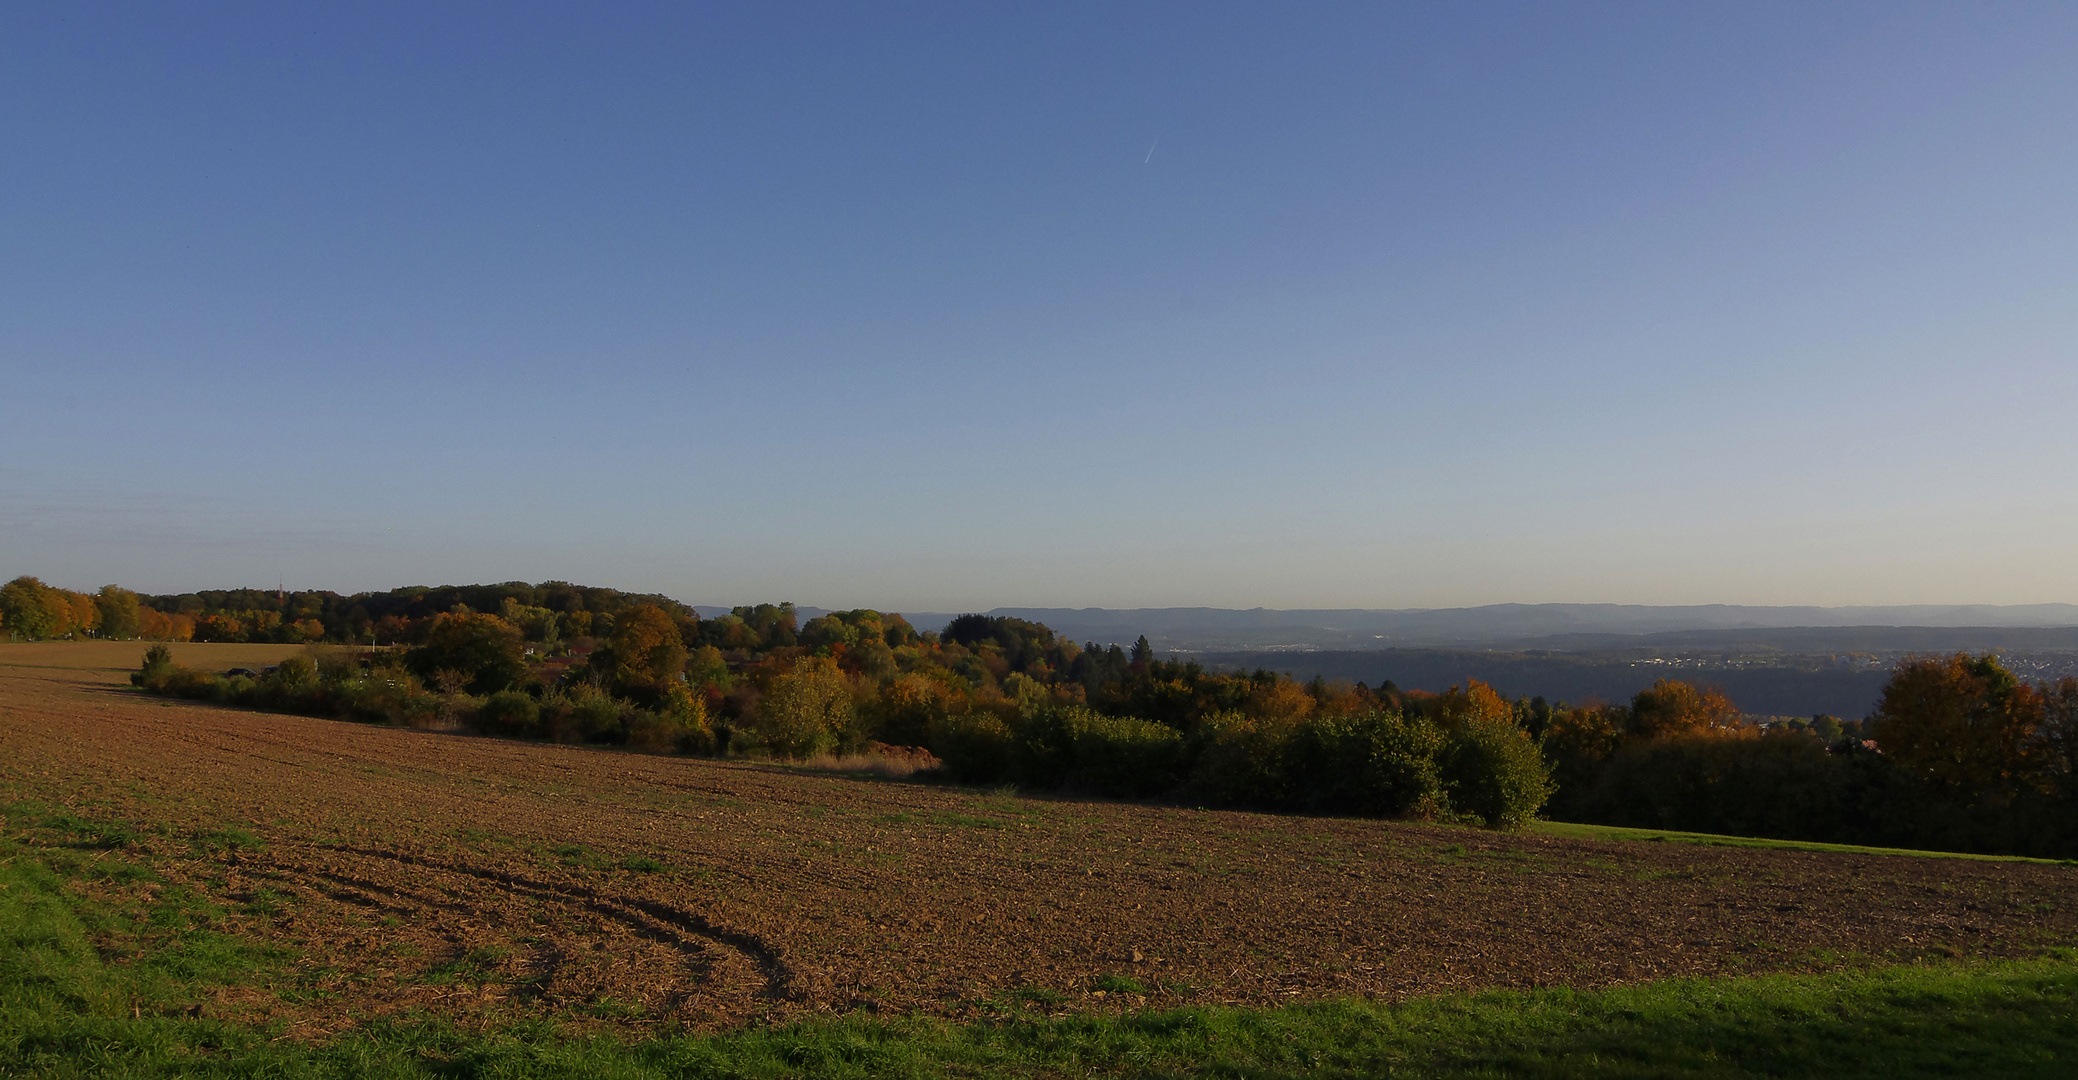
[1193,963,2078,1079]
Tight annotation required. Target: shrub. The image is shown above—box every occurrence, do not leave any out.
[1441,716,1554,828]
[1283,710,1448,818]
[275,655,318,687]
[628,709,713,755]
[131,647,219,699]
[545,687,626,743]
[131,645,177,687]
[755,657,855,759]
[627,686,713,754]
[213,674,257,704]
[477,690,543,737]
[333,666,437,725]
[1182,712,1294,807]
[1014,706,1184,798]
[1560,732,1942,846]
[925,712,1014,784]
[158,667,220,698]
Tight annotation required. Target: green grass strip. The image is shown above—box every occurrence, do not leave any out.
[1527,819,2076,863]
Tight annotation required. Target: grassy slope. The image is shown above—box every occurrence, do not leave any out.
[5,810,2076,1078]
[1527,819,2075,864]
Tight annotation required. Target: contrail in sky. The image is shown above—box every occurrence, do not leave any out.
[1144,137,1158,164]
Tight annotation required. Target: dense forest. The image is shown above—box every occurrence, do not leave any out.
[10,576,2075,853]
[0,575,695,645]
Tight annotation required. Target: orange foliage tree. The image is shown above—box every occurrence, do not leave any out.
[1625,679,1745,741]
[1870,653,2046,798]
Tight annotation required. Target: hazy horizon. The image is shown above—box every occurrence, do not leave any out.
[7,3,2076,608]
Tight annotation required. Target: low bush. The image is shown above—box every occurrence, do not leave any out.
[542,686,628,743]
[628,708,714,755]
[1055,708,1186,798]
[910,703,1533,825]
[477,689,543,737]
[1180,712,1290,806]
[1282,710,1449,818]
[132,648,451,728]
[926,712,1015,784]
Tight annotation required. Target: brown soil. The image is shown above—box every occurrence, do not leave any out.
[4,642,2074,1036]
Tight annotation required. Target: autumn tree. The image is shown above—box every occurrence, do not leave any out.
[1626,679,1744,741]
[1871,654,2045,798]
[137,607,195,641]
[754,656,855,758]
[610,604,688,693]
[870,671,956,746]
[1247,679,1316,724]
[64,591,98,637]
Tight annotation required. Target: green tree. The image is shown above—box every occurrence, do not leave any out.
[94,586,143,640]
[685,645,731,691]
[406,612,527,694]
[0,576,62,641]
[1436,680,1556,828]
[734,603,798,648]
[800,614,859,650]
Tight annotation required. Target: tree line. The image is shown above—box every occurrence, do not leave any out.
[119,589,1554,828]
[0,576,702,645]
[52,575,2078,852]
[1541,655,2078,857]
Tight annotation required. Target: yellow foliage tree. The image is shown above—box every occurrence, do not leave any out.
[610,604,688,692]
[1247,679,1316,725]
[754,656,856,758]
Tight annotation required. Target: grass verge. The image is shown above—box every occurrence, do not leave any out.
[5,807,2076,1078]
[1528,819,2077,863]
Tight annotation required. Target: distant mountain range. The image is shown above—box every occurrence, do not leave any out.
[690,602,2078,654]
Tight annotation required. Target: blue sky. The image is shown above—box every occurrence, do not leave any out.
[5,2,2075,609]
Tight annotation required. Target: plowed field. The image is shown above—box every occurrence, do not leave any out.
[4,643,2074,1036]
